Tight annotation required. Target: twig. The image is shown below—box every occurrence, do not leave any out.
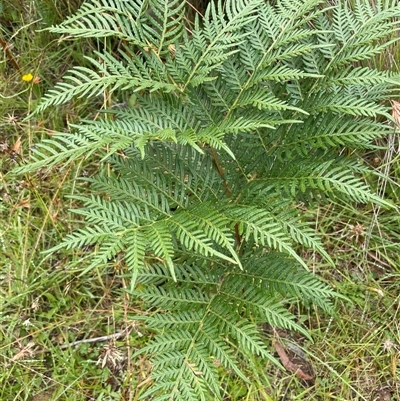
[33,327,131,355]
[210,146,231,197]
[0,37,21,72]
[58,328,130,349]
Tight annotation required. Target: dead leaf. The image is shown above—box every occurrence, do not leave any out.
[273,340,314,381]
[9,341,35,364]
[10,137,22,154]
[390,100,400,130]
[16,199,31,209]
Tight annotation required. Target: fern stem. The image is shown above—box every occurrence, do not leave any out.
[210,146,242,248]
[210,146,230,197]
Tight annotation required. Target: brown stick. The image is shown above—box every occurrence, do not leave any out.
[0,37,21,72]
[58,328,130,349]
[210,146,231,196]
[210,146,242,247]
[32,327,132,356]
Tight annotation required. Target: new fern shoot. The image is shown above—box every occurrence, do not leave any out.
[17,0,400,399]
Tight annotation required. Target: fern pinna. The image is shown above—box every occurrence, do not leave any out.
[17,0,400,399]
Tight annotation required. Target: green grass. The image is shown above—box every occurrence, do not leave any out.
[1,0,400,400]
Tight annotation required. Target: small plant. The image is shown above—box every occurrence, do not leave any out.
[16,0,400,399]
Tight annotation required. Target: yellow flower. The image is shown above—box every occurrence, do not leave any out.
[22,73,34,82]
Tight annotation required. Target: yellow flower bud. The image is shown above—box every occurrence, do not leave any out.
[22,73,34,82]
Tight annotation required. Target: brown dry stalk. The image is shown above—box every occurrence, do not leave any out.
[0,37,21,72]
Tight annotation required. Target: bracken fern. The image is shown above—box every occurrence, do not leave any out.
[17,0,400,399]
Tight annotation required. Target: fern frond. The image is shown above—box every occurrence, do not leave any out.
[328,67,400,87]
[88,172,178,216]
[34,61,176,114]
[265,268,337,312]
[182,0,264,89]
[178,202,241,266]
[124,230,147,290]
[169,210,238,267]
[329,1,400,67]
[143,0,186,56]
[199,329,250,382]
[264,158,392,206]
[14,126,112,173]
[310,90,390,118]
[276,115,394,154]
[228,252,338,313]
[44,0,147,43]
[132,261,295,400]
[48,224,118,252]
[146,221,176,279]
[223,287,311,337]
[270,210,334,266]
[223,204,310,269]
